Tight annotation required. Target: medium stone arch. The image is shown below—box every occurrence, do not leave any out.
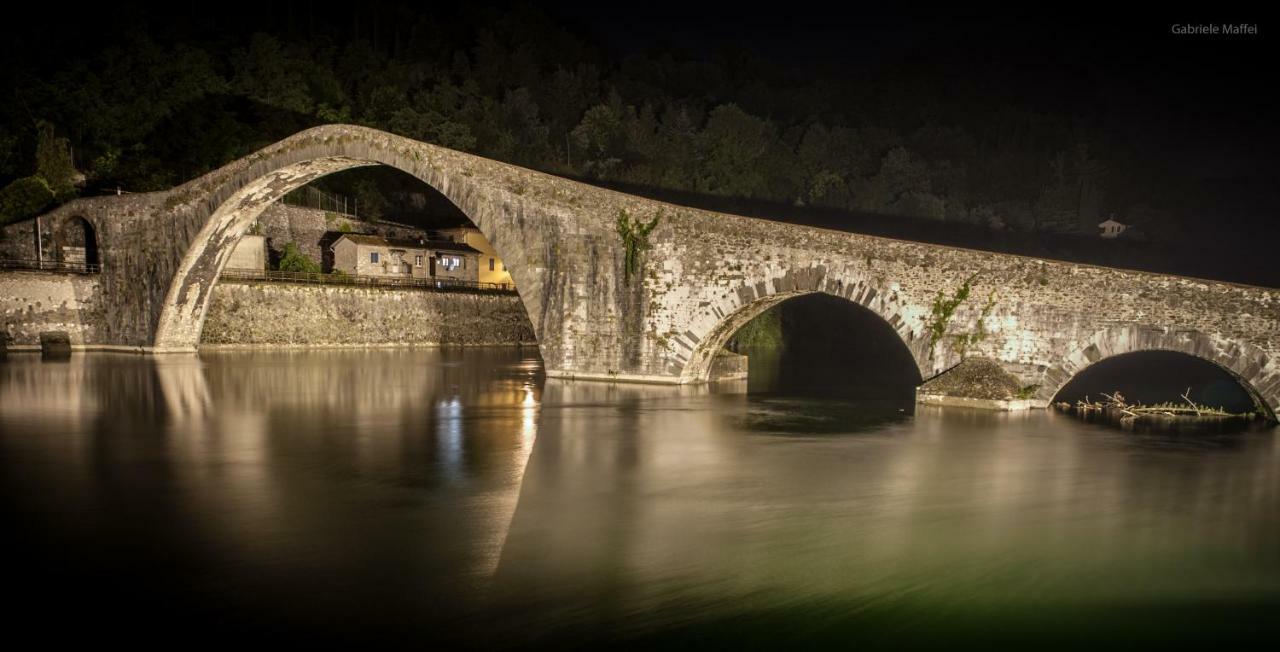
[677,267,932,383]
[151,126,545,354]
[1037,325,1280,419]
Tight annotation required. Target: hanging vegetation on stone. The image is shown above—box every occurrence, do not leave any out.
[616,208,660,283]
[926,274,997,358]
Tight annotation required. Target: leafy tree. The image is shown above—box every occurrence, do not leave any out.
[0,177,55,226]
[230,34,316,115]
[412,81,480,150]
[351,179,389,222]
[571,100,627,177]
[797,123,864,207]
[35,121,80,200]
[276,242,321,273]
[0,128,19,178]
[697,104,776,198]
[477,88,550,166]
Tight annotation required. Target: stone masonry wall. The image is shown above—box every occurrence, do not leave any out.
[201,281,535,347]
[255,203,427,269]
[0,271,103,346]
[0,220,37,261]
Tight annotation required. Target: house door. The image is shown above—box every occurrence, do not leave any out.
[429,257,436,276]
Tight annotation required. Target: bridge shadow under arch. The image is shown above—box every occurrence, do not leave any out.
[727,293,924,400]
[1052,350,1258,413]
[684,279,929,396]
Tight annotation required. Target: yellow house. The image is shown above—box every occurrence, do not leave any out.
[436,226,514,287]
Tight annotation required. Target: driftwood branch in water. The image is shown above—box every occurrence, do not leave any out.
[1060,388,1252,424]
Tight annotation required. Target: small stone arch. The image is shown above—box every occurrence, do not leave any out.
[677,267,933,383]
[52,215,99,271]
[1037,325,1280,420]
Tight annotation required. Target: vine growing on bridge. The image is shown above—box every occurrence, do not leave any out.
[616,208,661,283]
[926,274,997,358]
[952,289,997,358]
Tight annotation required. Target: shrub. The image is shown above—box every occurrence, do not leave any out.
[276,242,321,273]
[0,176,55,226]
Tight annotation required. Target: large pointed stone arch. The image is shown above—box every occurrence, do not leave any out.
[677,266,934,383]
[149,125,560,358]
[1037,325,1280,419]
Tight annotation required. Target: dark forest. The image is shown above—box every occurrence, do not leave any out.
[2,4,1275,283]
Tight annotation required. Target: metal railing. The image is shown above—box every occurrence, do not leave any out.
[0,258,101,274]
[281,186,358,217]
[219,268,516,293]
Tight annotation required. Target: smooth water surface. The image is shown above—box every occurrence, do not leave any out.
[2,349,1277,648]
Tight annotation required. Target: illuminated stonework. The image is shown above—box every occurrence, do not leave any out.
[15,125,1280,413]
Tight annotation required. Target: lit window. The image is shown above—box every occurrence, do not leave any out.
[416,255,423,267]
[438,255,461,271]
[370,252,380,263]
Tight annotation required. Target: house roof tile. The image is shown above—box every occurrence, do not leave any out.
[331,233,481,254]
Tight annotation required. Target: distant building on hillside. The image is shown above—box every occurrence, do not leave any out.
[1097,217,1129,239]
[436,226,514,288]
[329,234,480,282]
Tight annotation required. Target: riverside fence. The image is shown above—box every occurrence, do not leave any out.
[219,268,517,294]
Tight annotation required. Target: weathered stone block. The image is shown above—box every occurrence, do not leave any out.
[40,331,71,358]
[709,350,749,381]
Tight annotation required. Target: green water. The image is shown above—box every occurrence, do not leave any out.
[1,349,1276,648]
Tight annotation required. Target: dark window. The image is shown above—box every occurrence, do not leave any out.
[489,257,495,271]
[370,252,380,264]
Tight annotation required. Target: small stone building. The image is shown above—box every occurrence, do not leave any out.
[330,234,480,282]
[225,234,267,270]
[1097,218,1128,239]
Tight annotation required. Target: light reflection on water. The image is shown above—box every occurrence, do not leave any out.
[1,349,1278,648]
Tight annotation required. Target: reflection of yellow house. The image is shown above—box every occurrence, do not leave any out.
[437,226,514,287]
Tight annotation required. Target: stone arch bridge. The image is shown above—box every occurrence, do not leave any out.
[29,125,1280,415]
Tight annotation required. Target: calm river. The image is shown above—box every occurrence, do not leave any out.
[2,349,1277,648]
